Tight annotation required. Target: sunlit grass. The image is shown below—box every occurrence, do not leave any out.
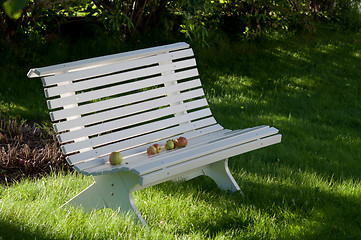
[1,167,360,239]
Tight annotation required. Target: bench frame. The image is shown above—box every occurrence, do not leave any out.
[28,42,281,227]
[64,158,239,226]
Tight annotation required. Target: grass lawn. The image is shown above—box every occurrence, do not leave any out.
[1,24,361,239]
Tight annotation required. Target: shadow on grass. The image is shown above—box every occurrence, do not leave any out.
[0,219,50,240]
[154,173,361,239]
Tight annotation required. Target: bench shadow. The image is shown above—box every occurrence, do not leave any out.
[0,219,51,240]
[154,173,361,239]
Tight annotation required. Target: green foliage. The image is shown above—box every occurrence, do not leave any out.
[2,0,27,19]
[1,0,361,47]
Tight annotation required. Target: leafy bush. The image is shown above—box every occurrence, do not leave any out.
[1,0,360,46]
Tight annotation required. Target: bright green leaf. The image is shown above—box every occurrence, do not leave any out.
[3,0,27,19]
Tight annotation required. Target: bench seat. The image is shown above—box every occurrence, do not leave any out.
[81,125,280,184]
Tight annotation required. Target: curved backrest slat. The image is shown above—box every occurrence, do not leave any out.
[31,43,221,171]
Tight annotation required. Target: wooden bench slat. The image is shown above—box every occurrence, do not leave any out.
[43,48,194,97]
[61,90,207,153]
[72,118,222,174]
[135,126,271,176]
[53,81,204,133]
[28,42,190,78]
[44,55,196,98]
[133,126,277,176]
[76,121,225,175]
[57,95,209,143]
[46,61,198,110]
[63,112,214,156]
[140,134,282,187]
[119,121,225,166]
[80,125,262,176]
[120,128,236,172]
[119,125,271,172]
[43,52,171,88]
[66,107,214,164]
[49,72,201,121]
[43,49,194,88]
[169,48,194,61]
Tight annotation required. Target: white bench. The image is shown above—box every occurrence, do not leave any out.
[28,42,281,227]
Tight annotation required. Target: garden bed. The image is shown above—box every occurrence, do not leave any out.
[0,114,70,184]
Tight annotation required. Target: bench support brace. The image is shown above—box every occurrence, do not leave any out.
[62,171,147,228]
[203,159,243,196]
[175,159,244,196]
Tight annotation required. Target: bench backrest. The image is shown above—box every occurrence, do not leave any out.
[28,42,221,173]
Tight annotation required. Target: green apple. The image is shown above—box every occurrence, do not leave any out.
[165,139,175,150]
[109,152,123,165]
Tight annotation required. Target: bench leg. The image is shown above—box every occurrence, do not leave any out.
[62,172,147,227]
[203,159,244,197]
[172,159,244,197]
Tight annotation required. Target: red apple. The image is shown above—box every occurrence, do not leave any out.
[147,145,157,155]
[153,143,161,153]
[174,136,187,148]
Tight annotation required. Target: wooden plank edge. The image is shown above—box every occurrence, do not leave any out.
[27,42,190,78]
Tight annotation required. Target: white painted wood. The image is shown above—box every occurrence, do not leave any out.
[120,126,263,171]
[61,98,209,155]
[49,76,203,121]
[43,53,171,87]
[72,119,223,174]
[75,123,225,174]
[62,110,212,157]
[140,134,282,186]
[53,84,205,133]
[62,171,147,227]
[118,128,234,172]
[43,49,196,98]
[67,108,214,165]
[202,159,242,194]
[57,97,209,144]
[27,42,189,78]
[169,48,194,60]
[133,126,278,176]
[80,125,265,176]
[46,64,199,110]
[44,57,197,98]
[43,53,195,88]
